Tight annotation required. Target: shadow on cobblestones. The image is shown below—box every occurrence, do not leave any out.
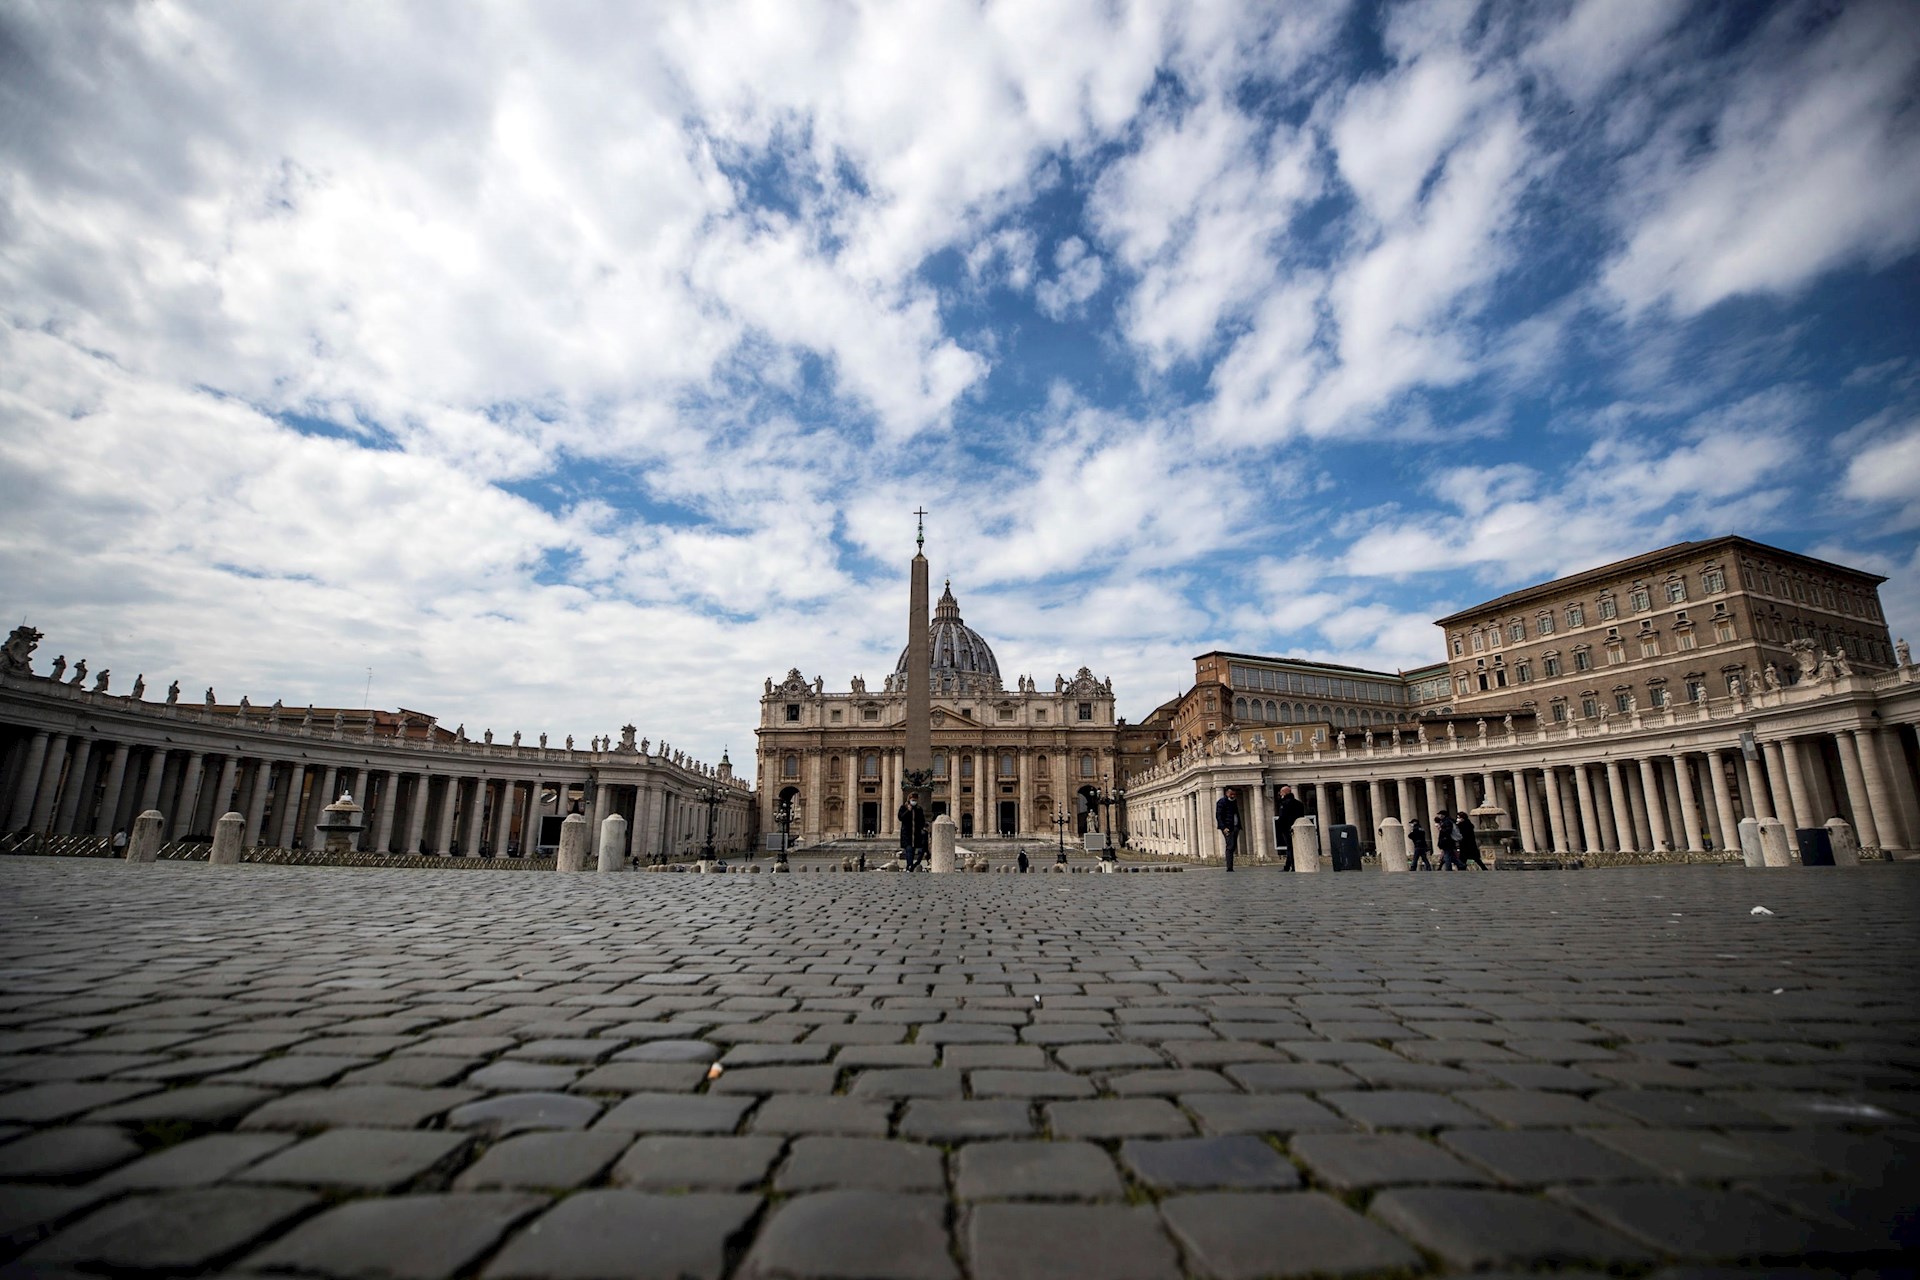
[0,858,1915,1278]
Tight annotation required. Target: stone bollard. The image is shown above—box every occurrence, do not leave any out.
[1756,817,1791,868]
[1737,817,1764,868]
[598,814,627,872]
[930,815,957,873]
[556,813,590,872]
[1291,817,1322,873]
[208,812,245,866]
[1824,817,1860,867]
[1376,818,1409,873]
[126,810,164,863]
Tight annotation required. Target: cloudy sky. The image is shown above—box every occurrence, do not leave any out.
[3,0,1918,768]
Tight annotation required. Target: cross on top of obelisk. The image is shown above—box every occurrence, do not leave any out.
[914,506,927,551]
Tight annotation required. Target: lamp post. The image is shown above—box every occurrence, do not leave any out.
[775,799,793,868]
[1104,787,1126,859]
[698,785,724,860]
[1052,808,1071,865]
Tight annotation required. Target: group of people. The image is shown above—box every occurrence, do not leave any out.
[1216,785,1487,871]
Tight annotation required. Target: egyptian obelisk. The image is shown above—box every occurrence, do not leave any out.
[904,509,932,802]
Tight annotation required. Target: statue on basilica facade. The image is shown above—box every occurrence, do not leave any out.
[93,669,110,693]
[49,655,66,682]
[0,625,42,674]
[131,674,146,701]
[68,659,87,686]
[1897,637,1911,667]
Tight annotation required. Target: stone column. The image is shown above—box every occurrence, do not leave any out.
[27,733,70,833]
[1541,766,1570,853]
[175,750,210,839]
[1395,777,1415,829]
[404,773,432,854]
[207,756,239,830]
[930,813,957,872]
[1451,771,1473,816]
[1706,751,1740,858]
[126,809,165,863]
[1510,770,1539,853]
[1622,761,1652,849]
[1742,752,1775,821]
[598,813,627,871]
[1761,739,1799,831]
[1673,754,1704,853]
[1292,816,1321,872]
[243,761,272,844]
[1852,729,1899,852]
[1572,764,1602,855]
[556,812,590,871]
[94,743,132,837]
[136,747,166,818]
[432,776,459,855]
[1635,757,1670,850]
[1245,783,1270,861]
[1340,780,1359,829]
[53,738,95,835]
[276,764,307,848]
[1780,737,1819,832]
[464,777,491,854]
[368,772,397,852]
[1830,733,1879,850]
[1377,816,1408,872]
[311,765,338,842]
[6,731,50,831]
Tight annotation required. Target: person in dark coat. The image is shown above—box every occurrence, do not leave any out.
[1215,788,1241,871]
[1436,810,1460,870]
[1016,849,1030,873]
[1456,813,1487,870]
[1274,784,1305,871]
[1407,818,1433,870]
[898,793,930,871]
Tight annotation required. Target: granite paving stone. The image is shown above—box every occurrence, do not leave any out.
[211,1055,373,1087]
[1370,1187,1657,1269]
[569,1061,707,1092]
[86,1083,279,1125]
[970,1069,1097,1099]
[1552,1183,1878,1258]
[1585,1127,1833,1180]
[847,1067,966,1098]
[0,1124,142,1180]
[446,1091,603,1135]
[0,1182,106,1249]
[592,1091,752,1133]
[965,1203,1181,1280]
[749,1094,892,1136]
[467,1061,581,1091]
[611,1134,783,1190]
[1045,1098,1193,1139]
[1120,1134,1300,1190]
[1439,1128,1655,1185]
[775,1135,944,1193]
[1181,1092,1353,1136]
[1291,1132,1493,1189]
[1321,1089,1491,1131]
[708,1064,839,1094]
[452,1131,632,1191]
[741,1190,956,1280]
[1224,1062,1359,1092]
[0,1082,158,1123]
[236,1128,472,1189]
[92,1132,299,1190]
[483,1190,758,1280]
[241,1192,547,1280]
[899,1100,1036,1141]
[1160,1192,1425,1279]
[240,1084,480,1130]
[22,1186,319,1270]
[952,1140,1124,1201]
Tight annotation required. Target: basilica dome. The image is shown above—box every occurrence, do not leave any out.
[896,581,1001,688]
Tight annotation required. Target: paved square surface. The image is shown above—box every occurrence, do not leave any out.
[1,857,1916,1277]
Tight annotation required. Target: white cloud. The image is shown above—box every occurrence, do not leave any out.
[1604,2,1920,316]
[1840,418,1920,530]
[1034,237,1105,320]
[1525,0,1687,105]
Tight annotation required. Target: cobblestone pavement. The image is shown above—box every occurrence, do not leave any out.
[1,858,1916,1280]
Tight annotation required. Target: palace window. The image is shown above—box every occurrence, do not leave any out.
[1511,621,1527,642]
[1714,619,1735,643]
[1677,629,1696,650]
[1615,691,1633,712]
[999,754,1015,778]
[1598,596,1618,620]
[1536,613,1554,636]
[1451,636,1463,656]
[829,756,842,778]
[1703,567,1725,593]
[1456,675,1470,695]
[1080,754,1095,778]
[1516,660,1533,683]
[1034,709,1047,722]
[1666,578,1687,603]
[1581,695,1600,719]
[784,755,799,778]
[961,756,974,778]
[1649,684,1668,708]
[1078,702,1094,721]
[785,704,801,722]
[1471,630,1485,652]
[1573,647,1592,672]
[1607,642,1626,665]
[998,707,1014,720]
[1630,585,1652,612]
[1640,636,1660,658]
[1686,678,1705,702]
[1566,603,1584,627]
[862,707,879,722]
[1543,654,1563,677]
[863,754,879,777]
[829,710,843,723]
[933,755,947,778]
[1235,697,1248,718]
[1550,700,1568,722]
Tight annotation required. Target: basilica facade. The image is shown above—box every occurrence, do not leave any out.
[755,582,1123,843]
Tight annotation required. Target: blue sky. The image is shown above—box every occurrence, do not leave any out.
[3,0,1918,767]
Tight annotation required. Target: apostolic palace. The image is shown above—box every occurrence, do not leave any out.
[3,533,1917,866]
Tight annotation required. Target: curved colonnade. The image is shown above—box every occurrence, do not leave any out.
[1126,660,1920,863]
[0,674,753,862]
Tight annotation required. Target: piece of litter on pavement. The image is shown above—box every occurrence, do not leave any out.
[1750,906,1774,915]
[706,1063,724,1079]
[1772,988,1786,995]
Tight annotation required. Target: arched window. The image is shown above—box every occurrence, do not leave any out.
[933,754,947,778]
[1280,703,1293,723]
[1266,700,1277,720]
[961,756,974,778]
[1234,696,1248,718]
[999,753,1015,777]
[862,754,878,778]
[828,756,842,778]
[1080,754,1095,778]
[783,755,799,778]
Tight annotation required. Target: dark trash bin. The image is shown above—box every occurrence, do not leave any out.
[1795,827,1835,867]
[1328,824,1363,872]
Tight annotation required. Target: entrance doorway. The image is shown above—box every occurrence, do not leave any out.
[998,801,1018,836]
[859,802,879,837]
[960,813,973,837]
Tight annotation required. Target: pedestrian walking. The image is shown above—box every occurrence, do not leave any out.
[898,793,929,871]
[1274,784,1305,872]
[1456,813,1487,870]
[1436,810,1461,870]
[1407,818,1433,870]
[1017,849,1030,873]
[1215,787,1241,871]
[111,829,128,857]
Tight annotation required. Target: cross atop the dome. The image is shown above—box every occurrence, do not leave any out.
[914,506,927,550]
